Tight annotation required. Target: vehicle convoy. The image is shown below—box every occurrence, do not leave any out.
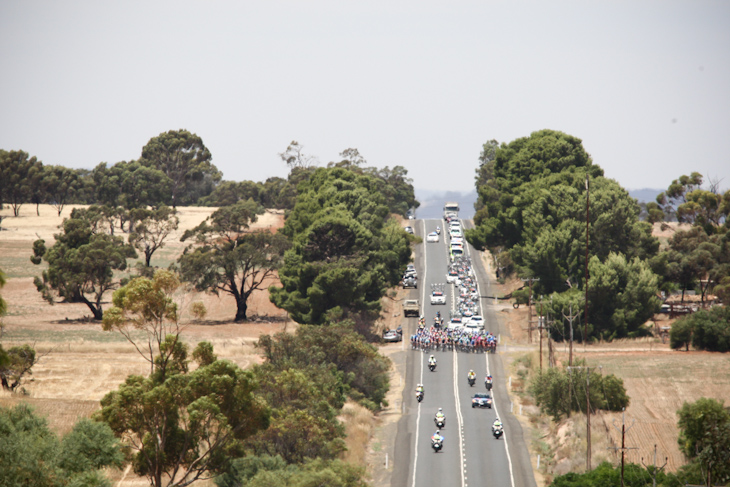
[403,299,420,317]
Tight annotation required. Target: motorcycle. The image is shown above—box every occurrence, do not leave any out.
[416,391,424,402]
[485,378,493,391]
[431,438,443,452]
[435,416,445,428]
[429,362,436,372]
[492,425,503,439]
[468,376,476,387]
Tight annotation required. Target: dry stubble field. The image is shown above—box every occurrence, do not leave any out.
[0,204,301,485]
[486,248,730,483]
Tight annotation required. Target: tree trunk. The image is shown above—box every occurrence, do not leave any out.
[78,294,104,320]
[234,297,248,322]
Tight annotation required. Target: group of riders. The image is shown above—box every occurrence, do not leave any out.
[428,408,504,450]
[419,369,502,452]
[411,316,498,353]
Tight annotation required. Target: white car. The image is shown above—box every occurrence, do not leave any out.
[446,270,460,284]
[430,291,446,305]
[426,231,439,243]
[447,317,463,330]
[469,315,485,329]
[450,229,462,240]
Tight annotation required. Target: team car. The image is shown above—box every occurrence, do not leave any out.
[426,231,439,243]
[471,392,493,408]
[430,290,446,305]
[383,329,403,343]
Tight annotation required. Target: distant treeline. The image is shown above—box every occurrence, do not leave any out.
[0,132,418,219]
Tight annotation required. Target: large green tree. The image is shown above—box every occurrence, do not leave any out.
[128,205,179,267]
[587,252,662,340]
[270,167,411,325]
[652,227,730,304]
[41,165,81,216]
[0,149,44,216]
[31,210,137,320]
[139,129,221,207]
[676,398,730,485]
[98,359,269,487]
[179,200,290,322]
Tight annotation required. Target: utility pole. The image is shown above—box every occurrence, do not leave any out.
[609,408,637,487]
[568,365,601,472]
[641,444,668,487]
[584,174,590,351]
[539,297,543,370]
[563,304,581,366]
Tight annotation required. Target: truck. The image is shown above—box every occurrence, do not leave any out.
[403,299,420,317]
[443,202,459,221]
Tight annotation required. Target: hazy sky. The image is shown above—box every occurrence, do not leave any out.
[2,1,729,194]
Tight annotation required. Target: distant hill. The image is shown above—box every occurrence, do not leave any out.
[628,188,662,203]
[414,189,477,220]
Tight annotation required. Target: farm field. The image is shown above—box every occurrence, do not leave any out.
[488,248,730,484]
[0,204,295,486]
[1,203,408,486]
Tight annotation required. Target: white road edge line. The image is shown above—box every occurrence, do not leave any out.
[463,223,516,487]
[411,218,429,487]
[453,347,466,487]
[473,230,516,487]
[411,348,424,487]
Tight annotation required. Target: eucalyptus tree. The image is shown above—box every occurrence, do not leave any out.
[0,149,43,216]
[178,200,290,322]
[139,129,221,206]
[31,209,137,320]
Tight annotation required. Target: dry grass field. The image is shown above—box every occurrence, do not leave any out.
[0,203,404,486]
[0,204,298,485]
[484,244,730,485]
[3,207,727,486]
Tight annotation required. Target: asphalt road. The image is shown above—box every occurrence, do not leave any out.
[391,219,537,487]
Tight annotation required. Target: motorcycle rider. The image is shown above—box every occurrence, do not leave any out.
[434,407,445,426]
[431,430,444,443]
[492,418,503,432]
[416,383,424,394]
[428,355,437,366]
[468,369,476,381]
